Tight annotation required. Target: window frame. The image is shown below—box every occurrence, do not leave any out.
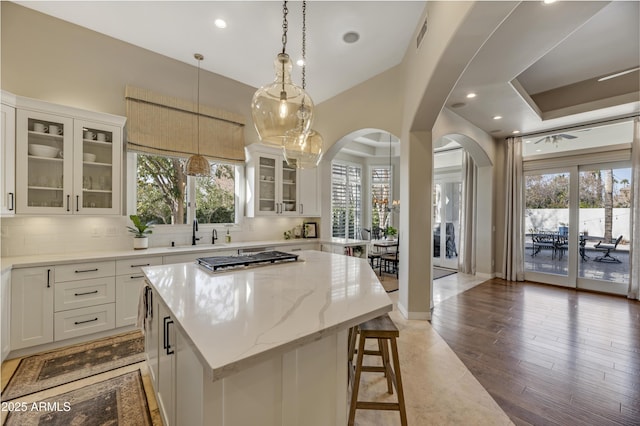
[127,151,243,226]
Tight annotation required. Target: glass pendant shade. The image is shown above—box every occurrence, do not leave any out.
[185,154,210,176]
[283,127,323,169]
[251,53,314,147]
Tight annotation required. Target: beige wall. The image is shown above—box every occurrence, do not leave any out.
[1,2,260,146]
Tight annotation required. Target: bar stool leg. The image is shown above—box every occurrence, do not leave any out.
[381,338,393,394]
[389,336,408,426]
[348,332,367,426]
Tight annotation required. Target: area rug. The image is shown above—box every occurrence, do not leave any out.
[4,370,152,426]
[380,276,399,293]
[2,330,144,400]
[434,267,457,280]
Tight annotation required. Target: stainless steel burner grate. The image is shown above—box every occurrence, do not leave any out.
[196,250,299,271]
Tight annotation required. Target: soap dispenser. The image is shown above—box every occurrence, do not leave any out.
[225,228,231,243]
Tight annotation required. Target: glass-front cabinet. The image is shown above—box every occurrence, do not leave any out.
[253,153,298,215]
[15,99,124,215]
[246,146,301,216]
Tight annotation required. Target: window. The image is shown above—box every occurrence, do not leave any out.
[332,162,361,238]
[134,153,236,225]
[371,166,392,230]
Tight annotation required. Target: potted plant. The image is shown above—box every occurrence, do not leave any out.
[385,226,398,240]
[127,214,155,250]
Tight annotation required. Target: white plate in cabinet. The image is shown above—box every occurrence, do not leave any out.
[54,303,115,341]
[115,274,146,328]
[116,256,162,276]
[54,276,115,312]
[55,260,115,282]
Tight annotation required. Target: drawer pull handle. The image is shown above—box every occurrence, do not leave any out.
[130,275,145,279]
[74,290,99,296]
[75,268,99,273]
[47,269,51,288]
[130,263,150,268]
[74,317,98,325]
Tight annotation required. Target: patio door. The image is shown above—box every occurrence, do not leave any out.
[523,163,631,295]
[524,168,577,287]
[433,178,461,269]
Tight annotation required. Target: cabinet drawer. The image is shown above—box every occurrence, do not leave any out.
[54,303,115,341]
[116,256,162,276]
[55,277,115,312]
[55,261,115,282]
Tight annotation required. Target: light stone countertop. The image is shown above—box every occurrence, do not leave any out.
[142,250,392,381]
[0,239,320,271]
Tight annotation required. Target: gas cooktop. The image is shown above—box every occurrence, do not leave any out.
[196,250,300,272]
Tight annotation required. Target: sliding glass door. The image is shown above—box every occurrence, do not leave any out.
[524,168,575,286]
[578,164,631,294]
[523,163,631,295]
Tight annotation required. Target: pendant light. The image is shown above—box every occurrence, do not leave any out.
[283,0,324,169]
[185,53,211,176]
[251,1,314,147]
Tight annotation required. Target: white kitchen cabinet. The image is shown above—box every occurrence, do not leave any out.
[14,96,125,215]
[1,268,12,362]
[1,97,16,216]
[53,260,116,340]
[298,167,321,216]
[10,267,54,350]
[155,299,202,426]
[116,256,162,328]
[245,144,319,217]
[143,285,159,387]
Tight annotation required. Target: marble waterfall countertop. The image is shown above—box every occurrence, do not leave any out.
[142,250,392,381]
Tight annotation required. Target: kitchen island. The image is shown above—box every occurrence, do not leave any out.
[141,250,392,426]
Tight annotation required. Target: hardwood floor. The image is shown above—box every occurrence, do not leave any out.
[430,279,640,426]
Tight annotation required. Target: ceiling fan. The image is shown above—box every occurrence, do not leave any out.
[533,134,577,144]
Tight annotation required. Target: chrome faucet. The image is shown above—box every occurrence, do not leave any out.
[212,229,218,244]
[192,218,200,245]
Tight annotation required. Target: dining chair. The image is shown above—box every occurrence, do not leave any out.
[379,240,399,278]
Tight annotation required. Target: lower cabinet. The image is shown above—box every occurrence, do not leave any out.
[154,298,202,426]
[10,267,54,350]
[115,256,162,327]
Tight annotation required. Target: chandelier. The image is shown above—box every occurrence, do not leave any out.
[185,53,211,176]
[282,0,324,169]
[373,133,399,212]
[251,1,314,147]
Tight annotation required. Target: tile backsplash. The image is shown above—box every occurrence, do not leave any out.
[0,216,316,257]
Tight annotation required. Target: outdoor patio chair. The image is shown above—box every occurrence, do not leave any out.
[594,235,623,263]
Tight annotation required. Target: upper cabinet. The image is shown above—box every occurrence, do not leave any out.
[14,96,125,215]
[245,144,320,217]
[1,95,16,216]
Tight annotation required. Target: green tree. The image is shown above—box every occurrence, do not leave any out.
[136,155,186,224]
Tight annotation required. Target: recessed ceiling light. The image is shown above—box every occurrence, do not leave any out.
[536,149,542,152]
[493,115,502,120]
[296,58,305,67]
[525,140,532,144]
[466,93,477,99]
[451,102,466,108]
[343,31,360,44]
[512,130,520,134]
[543,0,556,4]
[214,19,227,29]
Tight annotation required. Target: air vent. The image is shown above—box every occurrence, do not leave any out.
[416,16,428,48]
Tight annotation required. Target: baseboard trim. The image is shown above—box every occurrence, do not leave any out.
[397,301,431,321]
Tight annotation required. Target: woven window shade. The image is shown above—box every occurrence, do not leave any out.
[125,86,246,164]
